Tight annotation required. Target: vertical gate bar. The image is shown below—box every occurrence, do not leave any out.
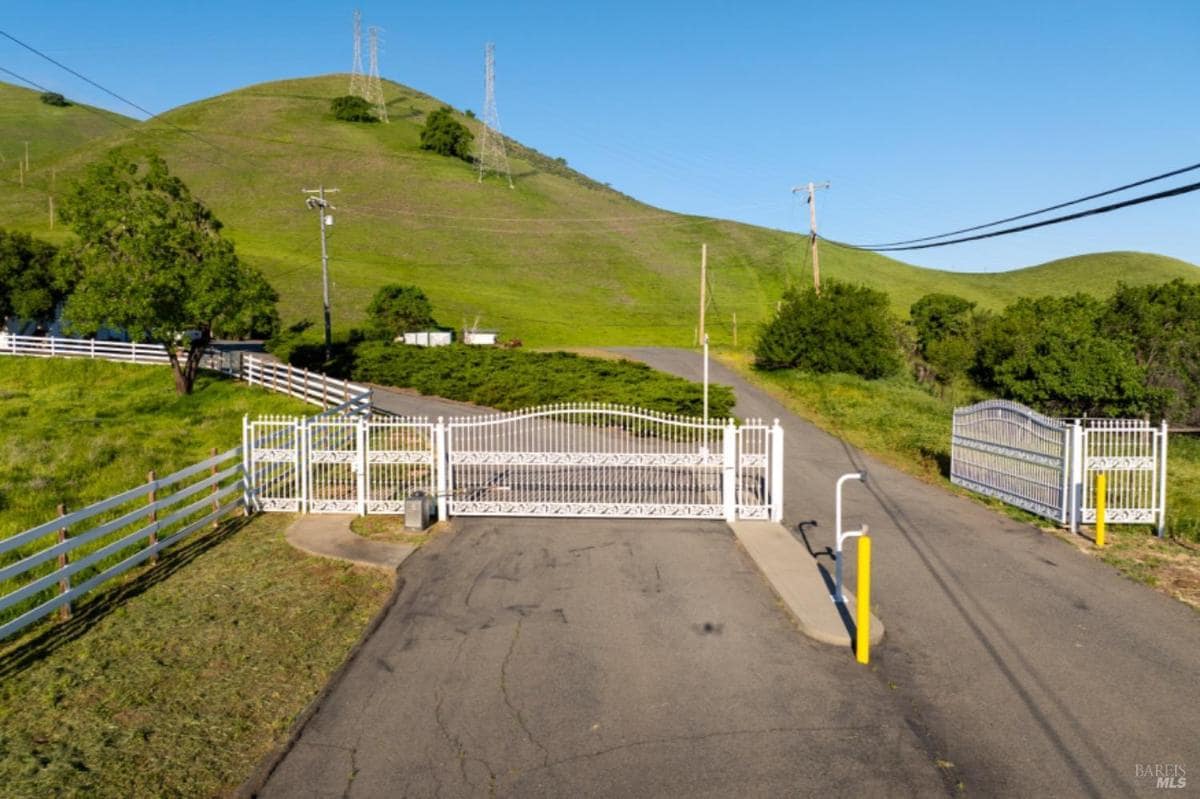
[299,417,309,513]
[722,421,736,522]
[436,418,448,520]
[242,415,252,512]
[1070,421,1083,533]
[771,420,785,522]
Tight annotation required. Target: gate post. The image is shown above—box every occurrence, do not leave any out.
[722,421,737,522]
[298,417,309,514]
[241,414,252,513]
[1158,420,1169,538]
[770,419,785,522]
[435,417,448,522]
[357,416,368,516]
[1069,420,1084,533]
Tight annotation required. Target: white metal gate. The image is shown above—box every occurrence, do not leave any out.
[244,406,783,522]
[951,400,1070,523]
[951,400,1169,535]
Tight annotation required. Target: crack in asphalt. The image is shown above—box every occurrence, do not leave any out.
[499,618,552,768]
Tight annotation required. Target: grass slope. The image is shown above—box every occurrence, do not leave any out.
[0,513,391,797]
[0,76,1196,347]
[0,357,313,536]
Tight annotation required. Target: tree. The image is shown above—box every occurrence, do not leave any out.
[1103,279,1200,424]
[330,95,378,123]
[419,106,473,161]
[366,284,436,340]
[58,150,279,395]
[754,280,902,378]
[910,293,980,384]
[974,294,1154,417]
[39,92,70,107]
[0,228,69,325]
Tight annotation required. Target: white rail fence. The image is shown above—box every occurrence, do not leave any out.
[951,400,1168,535]
[245,406,785,523]
[0,333,372,414]
[0,447,246,641]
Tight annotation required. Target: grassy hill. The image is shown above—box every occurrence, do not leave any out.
[0,75,1196,347]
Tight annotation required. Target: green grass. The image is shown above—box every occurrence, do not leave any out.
[0,512,392,797]
[0,357,313,536]
[0,76,1195,348]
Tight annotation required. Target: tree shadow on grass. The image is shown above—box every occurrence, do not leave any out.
[0,514,253,681]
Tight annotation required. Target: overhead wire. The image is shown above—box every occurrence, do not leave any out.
[840,160,1200,249]
[826,179,1200,252]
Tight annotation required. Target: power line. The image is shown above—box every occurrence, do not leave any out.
[843,160,1200,249]
[0,29,255,169]
[826,179,1200,252]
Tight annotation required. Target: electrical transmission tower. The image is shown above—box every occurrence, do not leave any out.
[477,42,513,188]
[349,10,366,98]
[366,25,388,122]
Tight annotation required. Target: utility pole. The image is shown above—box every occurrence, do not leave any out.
[302,186,339,361]
[698,243,707,346]
[793,181,830,294]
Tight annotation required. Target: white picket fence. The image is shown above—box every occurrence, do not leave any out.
[951,400,1168,535]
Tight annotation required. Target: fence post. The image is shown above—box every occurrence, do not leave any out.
[1158,420,1169,538]
[147,470,158,564]
[50,337,56,357]
[242,415,253,514]
[357,417,368,516]
[722,421,737,522]
[322,378,329,410]
[435,417,448,522]
[90,339,96,359]
[57,503,72,621]
[210,447,221,526]
[770,419,785,523]
[1070,421,1084,533]
[287,362,294,397]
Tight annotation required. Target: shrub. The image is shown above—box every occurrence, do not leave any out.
[39,92,69,107]
[330,95,378,123]
[324,342,736,418]
[974,294,1156,417]
[365,284,436,340]
[754,280,902,379]
[419,106,473,161]
[910,293,982,384]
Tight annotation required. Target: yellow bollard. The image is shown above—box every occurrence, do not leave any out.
[856,536,871,665]
[1095,473,1107,548]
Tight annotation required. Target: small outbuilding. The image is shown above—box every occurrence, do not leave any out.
[463,329,500,346]
[399,330,453,347]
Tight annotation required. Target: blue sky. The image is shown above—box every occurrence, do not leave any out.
[4,1,1198,272]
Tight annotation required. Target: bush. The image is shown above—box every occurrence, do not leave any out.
[306,342,736,418]
[910,293,982,384]
[974,294,1156,417]
[1103,279,1200,425]
[365,284,436,340]
[330,95,378,123]
[39,92,70,107]
[419,106,473,161]
[754,280,902,379]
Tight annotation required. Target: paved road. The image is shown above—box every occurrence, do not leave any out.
[614,348,1200,798]
[261,518,946,798]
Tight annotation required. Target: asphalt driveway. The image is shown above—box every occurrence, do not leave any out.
[259,518,946,797]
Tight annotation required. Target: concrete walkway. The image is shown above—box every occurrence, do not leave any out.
[731,521,883,648]
[285,515,415,572]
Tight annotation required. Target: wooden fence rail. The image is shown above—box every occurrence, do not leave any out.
[0,446,246,641]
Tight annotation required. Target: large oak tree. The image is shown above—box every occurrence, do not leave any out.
[59,150,278,394]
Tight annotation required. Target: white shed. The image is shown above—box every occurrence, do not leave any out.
[464,329,500,346]
[399,330,453,347]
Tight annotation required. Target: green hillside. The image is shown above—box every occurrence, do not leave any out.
[0,75,1196,347]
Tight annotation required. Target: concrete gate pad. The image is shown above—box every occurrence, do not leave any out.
[285,514,415,572]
